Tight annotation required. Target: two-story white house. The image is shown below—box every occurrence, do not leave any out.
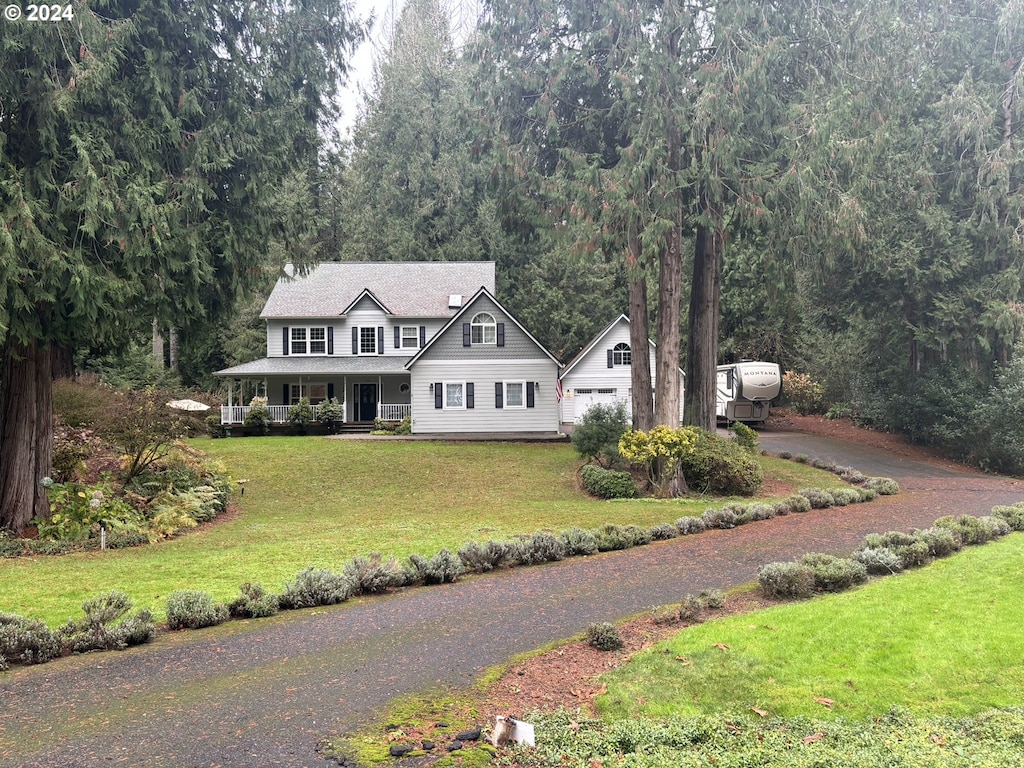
[215,261,561,434]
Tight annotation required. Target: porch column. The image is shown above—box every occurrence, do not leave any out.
[343,376,348,423]
[377,375,383,420]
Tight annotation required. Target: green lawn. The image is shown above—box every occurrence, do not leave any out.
[0,437,838,626]
[597,533,1024,721]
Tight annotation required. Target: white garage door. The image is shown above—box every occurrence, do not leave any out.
[573,388,624,422]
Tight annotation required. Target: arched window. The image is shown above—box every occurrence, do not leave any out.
[613,342,631,366]
[471,312,496,344]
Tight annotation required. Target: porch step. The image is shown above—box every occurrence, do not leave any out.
[338,421,374,434]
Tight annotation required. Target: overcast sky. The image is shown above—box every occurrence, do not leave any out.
[337,0,406,135]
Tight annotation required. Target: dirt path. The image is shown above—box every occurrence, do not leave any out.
[2,430,1022,768]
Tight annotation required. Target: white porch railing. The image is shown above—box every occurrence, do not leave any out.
[220,403,411,425]
[221,404,324,425]
[377,403,411,422]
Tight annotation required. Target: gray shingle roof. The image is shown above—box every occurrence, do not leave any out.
[261,262,496,319]
[214,357,412,377]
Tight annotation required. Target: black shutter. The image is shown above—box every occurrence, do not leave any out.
[327,327,334,355]
[495,382,503,409]
[526,381,535,408]
[463,323,471,346]
[327,383,334,400]
[377,326,384,355]
[282,327,289,356]
[466,382,475,409]
[496,323,505,347]
[434,383,443,409]
[394,326,401,349]
[352,326,358,354]
[607,349,613,368]
[283,383,289,405]
[419,326,426,347]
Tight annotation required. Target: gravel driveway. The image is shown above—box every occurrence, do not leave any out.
[2,433,1022,768]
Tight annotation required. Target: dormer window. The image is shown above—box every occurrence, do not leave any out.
[612,342,631,366]
[471,312,497,345]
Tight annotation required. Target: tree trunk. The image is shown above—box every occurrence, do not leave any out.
[684,216,723,431]
[152,318,165,369]
[169,327,179,374]
[626,235,655,432]
[0,338,52,534]
[654,224,683,428]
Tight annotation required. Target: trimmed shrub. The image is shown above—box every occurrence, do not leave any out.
[585,622,624,651]
[407,549,464,584]
[648,523,678,541]
[785,494,812,513]
[770,501,792,517]
[729,422,759,451]
[934,514,994,546]
[680,429,763,496]
[580,464,638,499]
[678,595,703,622]
[838,468,867,485]
[228,583,280,619]
[853,547,905,575]
[57,591,155,653]
[914,526,961,558]
[864,477,900,495]
[675,516,707,535]
[799,553,868,592]
[830,487,863,506]
[572,402,630,466]
[590,524,651,551]
[517,532,568,565]
[279,567,356,609]
[758,562,815,599]
[992,503,1024,531]
[699,588,725,609]
[701,507,738,530]
[0,612,61,669]
[980,515,1012,538]
[458,540,512,572]
[797,487,835,509]
[735,503,776,524]
[344,553,407,594]
[561,527,599,556]
[165,590,229,630]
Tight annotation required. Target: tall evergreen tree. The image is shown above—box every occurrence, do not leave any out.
[0,0,363,533]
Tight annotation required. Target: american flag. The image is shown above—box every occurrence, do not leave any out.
[555,379,563,402]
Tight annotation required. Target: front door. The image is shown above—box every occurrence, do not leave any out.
[356,384,377,422]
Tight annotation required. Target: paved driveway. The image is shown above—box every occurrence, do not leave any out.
[2,434,1022,767]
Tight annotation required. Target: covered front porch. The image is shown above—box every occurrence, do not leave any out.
[214,357,413,426]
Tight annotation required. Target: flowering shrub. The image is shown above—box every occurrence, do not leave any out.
[243,396,271,434]
[782,370,825,415]
[618,425,698,495]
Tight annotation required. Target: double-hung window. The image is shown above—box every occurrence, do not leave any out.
[401,326,420,349]
[360,327,377,355]
[504,381,525,408]
[445,382,465,409]
[290,326,328,355]
[289,383,327,405]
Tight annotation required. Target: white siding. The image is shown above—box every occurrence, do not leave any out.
[265,315,448,358]
[410,359,560,433]
[559,318,683,423]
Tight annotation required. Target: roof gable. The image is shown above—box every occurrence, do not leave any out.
[404,287,560,368]
[261,261,496,319]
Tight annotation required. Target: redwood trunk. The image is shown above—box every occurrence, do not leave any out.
[654,224,683,428]
[626,236,655,432]
[685,217,723,431]
[0,338,52,534]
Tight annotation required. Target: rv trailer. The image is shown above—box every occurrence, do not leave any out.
[716,362,782,424]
